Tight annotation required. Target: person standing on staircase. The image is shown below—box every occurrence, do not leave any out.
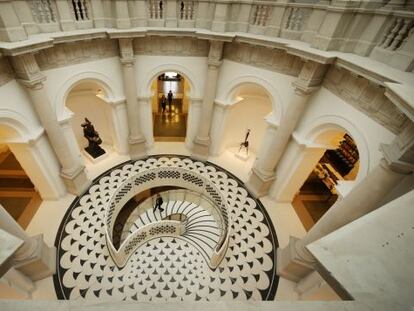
[153,194,164,213]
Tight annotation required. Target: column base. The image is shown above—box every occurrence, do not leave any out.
[191,137,210,161]
[128,136,147,160]
[13,235,56,281]
[245,167,275,197]
[61,166,91,196]
[276,236,315,282]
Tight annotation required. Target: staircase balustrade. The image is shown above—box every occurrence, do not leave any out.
[104,167,231,270]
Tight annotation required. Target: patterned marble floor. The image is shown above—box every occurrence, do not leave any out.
[53,155,279,301]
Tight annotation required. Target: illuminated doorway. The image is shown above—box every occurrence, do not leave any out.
[152,72,189,141]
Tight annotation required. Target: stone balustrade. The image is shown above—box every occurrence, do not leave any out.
[0,0,413,72]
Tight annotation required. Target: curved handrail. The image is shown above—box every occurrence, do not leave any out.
[122,189,225,240]
[104,166,231,270]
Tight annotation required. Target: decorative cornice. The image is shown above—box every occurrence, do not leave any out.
[335,58,397,86]
[384,83,414,123]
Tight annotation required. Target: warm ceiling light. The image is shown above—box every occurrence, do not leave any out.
[165,72,177,78]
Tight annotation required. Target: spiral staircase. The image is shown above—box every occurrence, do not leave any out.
[120,193,221,265]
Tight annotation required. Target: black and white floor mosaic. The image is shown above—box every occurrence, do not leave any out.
[54,155,279,301]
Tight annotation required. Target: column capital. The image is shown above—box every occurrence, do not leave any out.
[292,81,319,96]
[294,61,329,92]
[118,38,135,65]
[207,40,224,67]
[10,53,45,84]
[17,75,46,90]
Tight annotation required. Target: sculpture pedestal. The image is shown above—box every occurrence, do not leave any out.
[234,150,250,161]
[83,146,108,163]
[84,145,106,158]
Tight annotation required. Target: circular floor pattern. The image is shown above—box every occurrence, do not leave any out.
[53,155,279,301]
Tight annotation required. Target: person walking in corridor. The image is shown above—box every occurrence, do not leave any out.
[167,90,173,112]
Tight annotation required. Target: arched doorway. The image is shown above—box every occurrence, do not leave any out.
[290,131,360,231]
[151,72,189,142]
[211,83,273,177]
[0,122,65,228]
[64,80,127,164]
[0,144,41,229]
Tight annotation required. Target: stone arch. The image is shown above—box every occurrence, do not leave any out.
[0,109,36,142]
[217,75,284,125]
[300,114,370,182]
[54,71,119,121]
[0,110,65,199]
[141,63,198,98]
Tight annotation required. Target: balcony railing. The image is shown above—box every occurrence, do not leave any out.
[0,0,413,72]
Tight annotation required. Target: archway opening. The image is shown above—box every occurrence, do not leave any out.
[292,131,360,231]
[218,83,272,170]
[65,80,117,163]
[151,72,189,141]
[0,125,42,229]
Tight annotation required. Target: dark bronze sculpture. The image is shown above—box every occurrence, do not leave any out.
[81,118,106,158]
[239,129,251,155]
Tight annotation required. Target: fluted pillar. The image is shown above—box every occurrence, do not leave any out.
[11,53,90,196]
[192,41,224,161]
[246,61,328,197]
[0,204,55,281]
[277,122,414,282]
[118,38,147,160]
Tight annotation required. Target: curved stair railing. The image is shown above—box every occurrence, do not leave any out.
[104,167,231,270]
[120,189,223,243]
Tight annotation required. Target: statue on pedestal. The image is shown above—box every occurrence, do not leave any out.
[81,118,106,158]
[239,129,251,155]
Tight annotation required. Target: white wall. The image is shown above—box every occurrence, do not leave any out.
[66,92,114,149]
[210,60,297,155]
[0,80,66,199]
[40,57,125,121]
[0,80,43,139]
[216,60,297,123]
[221,96,271,154]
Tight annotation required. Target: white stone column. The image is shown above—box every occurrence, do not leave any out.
[192,41,224,160]
[11,54,90,196]
[246,88,313,197]
[58,115,83,161]
[55,0,76,31]
[108,98,129,155]
[209,100,232,156]
[185,97,202,150]
[90,0,105,28]
[118,38,147,159]
[0,204,55,281]
[8,132,66,200]
[138,96,154,148]
[277,122,414,282]
[246,61,328,197]
[269,133,330,202]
